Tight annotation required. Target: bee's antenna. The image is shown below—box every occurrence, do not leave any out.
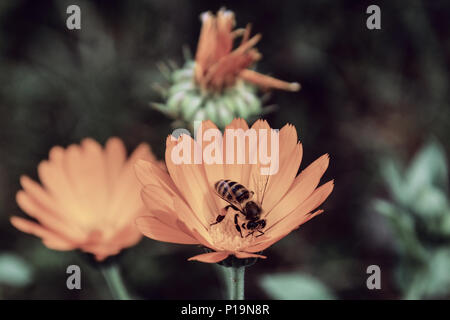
[260,174,270,207]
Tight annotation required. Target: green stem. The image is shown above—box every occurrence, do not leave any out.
[100,263,131,300]
[225,266,245,300]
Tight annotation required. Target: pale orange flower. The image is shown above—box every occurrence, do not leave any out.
[134,119,333,263]
[194,8,300,92]
[11,138,156,261]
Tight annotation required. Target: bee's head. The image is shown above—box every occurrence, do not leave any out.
[244,201,261,220]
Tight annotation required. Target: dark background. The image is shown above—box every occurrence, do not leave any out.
[0,0,449,299]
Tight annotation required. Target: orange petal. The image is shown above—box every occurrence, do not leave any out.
[134,159,158,186]
[266,181,334,238]
[19,176,59,217]
[198,120,224,180]
[38,147,82,221]
[172,196,214,248]
[81,223,142,261]
[246,119,272,192]
[261,124,302,212]
[239,69,301,91]
[128,142,156,166]
[291,154,330,191]
[234,251,267,259]
[165,135,218,226]
[134,160,180,196]
[188,251,230,263]
[141,184,181,225]
[215,9,235,59]
[10,217,76,250]
[63,142,109,226]
[105,137,127,182]
[107,143,153,227]
[16,190,83,242]
[108,222,142,249]
[136,216,199,245]
[222,118,252,186]
[250,210,323,252]
[199,120,227,211]
[195,11,216,77]
[245,209,324,253]
[79,138,109,218]
[265,154,329,224]
[141,183,176,210]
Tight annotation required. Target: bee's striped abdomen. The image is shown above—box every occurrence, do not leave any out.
[215,179,250,204]
[235,186,250,203]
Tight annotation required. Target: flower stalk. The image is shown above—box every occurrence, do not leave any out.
[225,266,245,300]
[100,263,131,300]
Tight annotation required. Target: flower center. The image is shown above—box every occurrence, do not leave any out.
[209,212,255,251]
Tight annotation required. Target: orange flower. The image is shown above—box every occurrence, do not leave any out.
[194,8,300,92]
[134,119,333,263]
[11,138,156,261]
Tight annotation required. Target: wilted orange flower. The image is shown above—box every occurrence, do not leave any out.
[11,138,156,261]
[194,8,300,92]
[134,119,333,263]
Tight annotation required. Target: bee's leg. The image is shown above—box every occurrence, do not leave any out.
[210,215,225,226]
[234,214,243,238]
[255,230,265,238]
[245,231,255,238]
[210,205,233,226]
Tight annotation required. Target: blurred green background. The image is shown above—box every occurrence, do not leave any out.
[0,0,449,299]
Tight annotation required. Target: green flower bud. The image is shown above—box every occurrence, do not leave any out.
[168,81,195,97]
[231,94,252,119]
[216,100,234,128]
[151,59,272,129]
[236,84,262,114]
[204,99,218,122]
[172,68,194,83]
[166,90,185,114]
[181,94,203,121]
[193,108,207,121]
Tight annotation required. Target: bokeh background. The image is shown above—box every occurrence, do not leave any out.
[0,0,449,299]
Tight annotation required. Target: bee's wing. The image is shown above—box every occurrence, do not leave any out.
[252,174,270,206]
[213,189,244,212]
[260,174,270,207]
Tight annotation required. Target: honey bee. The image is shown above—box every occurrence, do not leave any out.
[210,178,269,238]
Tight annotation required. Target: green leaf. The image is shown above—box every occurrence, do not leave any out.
[380,159,407,205]
[373,199,426,259]
[411,186,448,218]
[406,140,448,197]
[423,248,450,297]
[260,273,334,300]
[0,253,33,287]
[403,248,450,299]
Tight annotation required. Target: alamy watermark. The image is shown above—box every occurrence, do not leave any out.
[66,5,81,30]
[366,264,381,290]
[366,5,381,30]
[171,121,280,175]
[66,264,81,290]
